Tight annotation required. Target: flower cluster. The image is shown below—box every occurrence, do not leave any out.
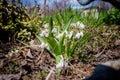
[39,21,85,49]
[39,23,49,37]
[70,21,85,29]
[37,20,88,71]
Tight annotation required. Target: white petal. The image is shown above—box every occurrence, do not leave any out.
[43,24,49,28]
[75,33,81,39]
[79,23,85,29]
[75,32,84,39]
[79,32,84,37]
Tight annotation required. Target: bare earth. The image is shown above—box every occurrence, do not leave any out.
[0,25,120,80]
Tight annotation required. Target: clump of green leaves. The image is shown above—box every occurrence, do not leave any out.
[103,8,120,25]
[1,0,29,29]
[36,16,92,71]
[0,0,38,42]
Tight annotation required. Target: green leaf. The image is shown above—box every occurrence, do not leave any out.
[31,22,40,33]
[58,32,65,52]
[66,35,74,58]
[36,35,47,44]
[49,17,53,37]
[65,39,71,58]
[46,37,61,56]
[63,15,74,31]
[56,15,62,27]
[31,8,37,19]
[70,34,92,57]
[36,35,56,57]
[56,55,62,64]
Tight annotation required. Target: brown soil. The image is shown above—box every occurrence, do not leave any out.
[0,25,120,80]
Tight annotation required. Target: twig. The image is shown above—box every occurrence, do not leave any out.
[46,67,55,80]
[36,48,44,64]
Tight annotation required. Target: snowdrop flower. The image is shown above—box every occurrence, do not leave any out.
[79,23,85,29]
[75,32,84,39]
[75,33,81,39]
[76,21,85,29]
[39,42,48,48]
[52,28,57,33]
[56,32,64,39]
[44,28,49,33]
[56,55,69,69]
[66,31,74,39]
[65,30,73,39]
[39,31,46,37]
[66,32,69,38]
[39,30,48,37]
[56,55,64,69]
[43,24,49,28]
[45,33,49,37]
[76,21,81,26]
[69,31,74,38]
[79,32,84,37]
[70,23,76,27]
[64,59,69,68]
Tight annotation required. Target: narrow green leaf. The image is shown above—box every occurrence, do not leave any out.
[56,15,62,27]
[49,17,53,37]
[46,37,61,56]
[70,34,92,57]
[36,35,47,44]
[37,35,56,58]
[64,15,74,31]
[58,33,65,51]
[31,8,37,19]
[31,22,40,33]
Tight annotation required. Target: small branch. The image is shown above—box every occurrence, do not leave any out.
[46,67,55,80]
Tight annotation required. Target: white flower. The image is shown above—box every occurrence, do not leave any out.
[65,30,74,39]
[75,33,81,39]
[76,21,85,29]
[39,42,48,48]
[56,55,69,69]
[66,31,74,39]
[69,31,74,38]
[39,31,45,37]
[79,23,85,29]
[79,32,84,37]
[39,30,48,37]
[43,24,49,28]
[75,32,84,39]
[52,28,57,33]
[70,23,76,27]
[76,21,81,26]
[56,32,64,39]
[56,57,64,69]
[64,30,68,35]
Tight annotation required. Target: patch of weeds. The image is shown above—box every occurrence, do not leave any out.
[103,8,120,25]
[82,24,120,62]
[17,29,34,41]
[0,59,20,74]
[37,70,46,77]
[0,0,41,42]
